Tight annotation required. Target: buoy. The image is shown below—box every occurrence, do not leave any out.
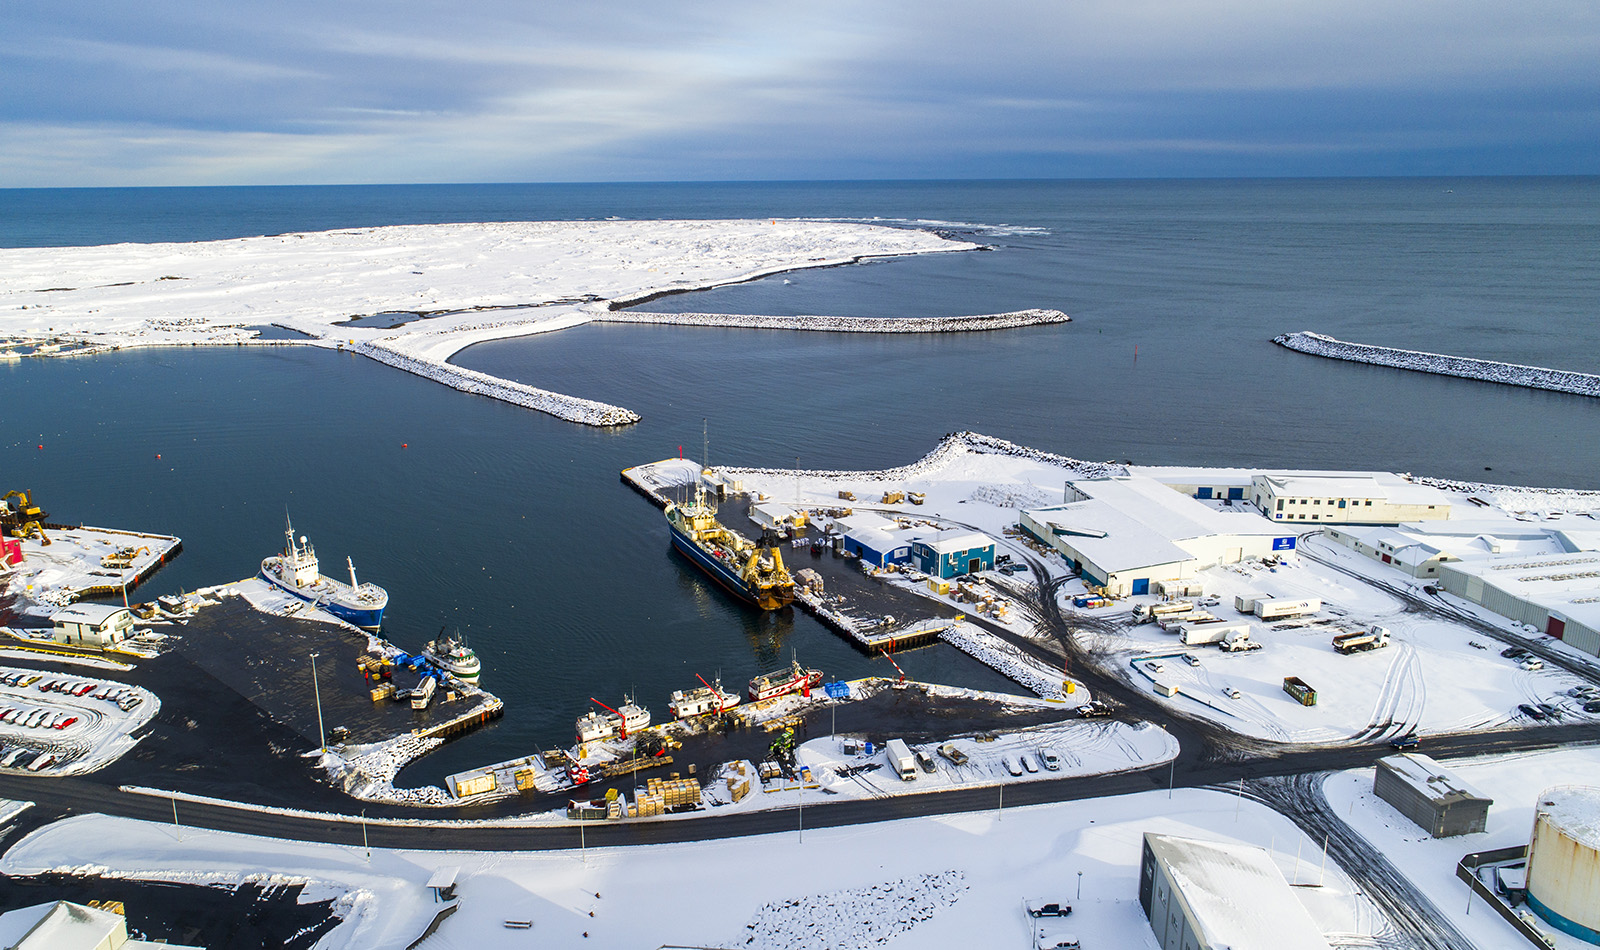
[37,445,43,450]
[402,443,408,449]
[156,454,161,459]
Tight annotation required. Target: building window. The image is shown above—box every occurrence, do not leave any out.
[1276,500,1284,511]
[1314,499,1320,505]
[1365,500,1372,506]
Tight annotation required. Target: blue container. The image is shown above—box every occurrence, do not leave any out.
[864,741,874,755]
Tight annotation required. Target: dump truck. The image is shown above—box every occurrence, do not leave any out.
[884,738,917,781]
[1333,625,1391,654]
[1219,629,1261,652]
[1283,676,1317,706]
[1254,597,1321,621]
[1133,600,1194,624]
[1179,620,1250,645]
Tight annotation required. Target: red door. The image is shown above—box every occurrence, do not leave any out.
[1547,617,1566,640]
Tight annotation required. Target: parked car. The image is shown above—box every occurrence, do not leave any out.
[1002,756,1023,777]
[1584,700,1600,714]
[1076,702,1111,718]
[18,675,40,687]
[25,752,54,772]
[914,749,937,774]
[1034,928,1081,950]
[1027,901,1072,918]
[937,743,969,766]
[1038,750,1062,771]
[1,709,19,724]
[36,680,58,693]
[1520,657,1545,671]
[1537,703,1561,719]
[1223,687,1242,700]
[1147,660,1166,673]
[72,683,96,697]
[1520,703,1547,721]
[1501,646,1531,658]
[1184,654,1202,667]
[1020,754,1039,773]
[54,716,77,730]
[0,747,29,768]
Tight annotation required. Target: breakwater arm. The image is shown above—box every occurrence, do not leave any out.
[350,341,640,427]
[597,308,1069,333]
[1273,331,1600,398]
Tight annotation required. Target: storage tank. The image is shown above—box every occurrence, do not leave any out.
[1526,785,1600,944]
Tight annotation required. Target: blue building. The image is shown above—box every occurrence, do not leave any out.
[836,514,914,567]
[912,532,996,579]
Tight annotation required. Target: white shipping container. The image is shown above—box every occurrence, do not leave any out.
[1255,598,1322,620]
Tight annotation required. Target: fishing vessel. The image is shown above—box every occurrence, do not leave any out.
[668,675,742,719]
[575,696,652,744]
[422,627,481,681]
[748,658,824,702]
[260,517,388,630]
[665,480,795,611]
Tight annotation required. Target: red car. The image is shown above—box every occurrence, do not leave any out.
[54,716,78,730]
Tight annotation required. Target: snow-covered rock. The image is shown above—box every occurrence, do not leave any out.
[1274,331,1600,398]
[598,308,1069,333]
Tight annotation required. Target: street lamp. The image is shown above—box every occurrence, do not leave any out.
[362,809,370,863]
[310,651,326,753]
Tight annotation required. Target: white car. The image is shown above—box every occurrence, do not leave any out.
[1002,756,1023,777]
[1147,660,1166,673]
[0,748,28,768]
[1223,687,1242,700]
[1038,750,1062,771]
[1520,657,1545,671]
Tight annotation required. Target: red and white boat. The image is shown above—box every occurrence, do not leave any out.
[748,658,824,702]
[669,674,741,719]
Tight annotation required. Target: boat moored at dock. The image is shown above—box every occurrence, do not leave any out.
[575,696,652,744]
[260,517,388,630]
[422,627,481,681]
[666,481,795,611]
[668,675,741,719]
[749,658,824,702]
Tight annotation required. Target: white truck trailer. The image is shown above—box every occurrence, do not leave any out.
[1254,597,1322,621]
[884,739,917,781]
[1133,600,1195,624]
[1178,620,1251,645]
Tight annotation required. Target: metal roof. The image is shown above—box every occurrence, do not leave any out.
[1144,833,1332,950]
[49,603,129,626]
[1378,753,1491,807]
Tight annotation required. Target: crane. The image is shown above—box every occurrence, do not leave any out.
[879,648,907,685]
[695,672,732,713]
[589,697,630,739]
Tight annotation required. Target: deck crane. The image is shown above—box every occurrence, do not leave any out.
[589,697,631,739]
[879,648,907,685]
[695,672,733,713]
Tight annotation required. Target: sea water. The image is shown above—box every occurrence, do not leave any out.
[3,178,1597,782]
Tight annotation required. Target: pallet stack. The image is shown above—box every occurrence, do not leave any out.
[635,774,702,816]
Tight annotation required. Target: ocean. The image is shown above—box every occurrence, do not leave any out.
[3,178,1598,783]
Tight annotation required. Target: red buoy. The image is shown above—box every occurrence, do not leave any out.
[402,443,408,448]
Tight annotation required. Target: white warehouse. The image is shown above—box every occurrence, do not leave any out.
[1252,473,1454,525]
[1436,552,1600,658]
[1021,476,1297,597]
[1140,833,1332,950]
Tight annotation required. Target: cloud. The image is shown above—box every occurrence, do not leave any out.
[1,0,1596,184]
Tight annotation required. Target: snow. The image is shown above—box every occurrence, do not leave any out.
[0,787,1382,950]
[599,308,1069,333]
[0,667,159,775]
[1275,331,1600,398]
[1324,744,1600,950]
[0,526,181,612]
[0,220,984,426]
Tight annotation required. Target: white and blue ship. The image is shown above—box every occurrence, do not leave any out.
[261,517,388,630]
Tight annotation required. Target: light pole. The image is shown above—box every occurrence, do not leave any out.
[1076,871,1082,900]
[362,810,370,863]
[309,652,326,753]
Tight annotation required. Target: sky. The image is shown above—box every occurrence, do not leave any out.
[3,0,1598,186]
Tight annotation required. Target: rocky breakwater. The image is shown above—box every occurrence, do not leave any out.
[1274,331,1600,398]
[598,308,1071,333]
[349,340,640,427]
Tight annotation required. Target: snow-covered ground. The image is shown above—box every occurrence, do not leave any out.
[1276,330,1600,398]
[1325,744,1600,950]
[1060,544,1599,743]
[0,666,158,774]
[0,525,181,613]
[0,786,1384,950]
[0,220,994,425]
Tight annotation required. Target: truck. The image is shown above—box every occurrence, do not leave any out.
[937,743,969,766]
[1283,676,1317,706]
[1133,600,1194,624]
[1254,597,1322,621]
[1178,620,1251,645]
[884,738,917,781]
[1333,624,1391,654]
[1220,629,1261,652]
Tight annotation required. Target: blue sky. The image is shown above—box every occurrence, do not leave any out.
[4,0,1597,185]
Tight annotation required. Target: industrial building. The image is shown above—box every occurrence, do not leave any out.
[1021,476,1296,597]
[831,513,914,568]
[910,532,995,579]
[1322,521,1567,579]
[1436,552,1600,658]
[1373,753,1492,837]
[1251,473,1454,525]
[1526,785,1600,944]
[49,603,134,647]
[1139,833,1332,950]
[0,900,205,949]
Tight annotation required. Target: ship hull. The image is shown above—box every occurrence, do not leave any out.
[668,521,793,611]
[261,561,386,630]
